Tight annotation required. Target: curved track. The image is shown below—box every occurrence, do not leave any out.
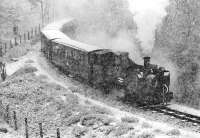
[141,105,200,125]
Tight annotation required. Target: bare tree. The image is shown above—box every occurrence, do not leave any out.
[28,0,51,26]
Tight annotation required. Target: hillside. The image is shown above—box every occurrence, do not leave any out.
[0,43,198,138]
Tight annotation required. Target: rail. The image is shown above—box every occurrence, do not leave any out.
[141,105,200,125]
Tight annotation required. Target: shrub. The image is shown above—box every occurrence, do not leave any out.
[113,122,134,136]
[90,105,112,115]
[141,122,152,128]
[127,131,136,138]
[5,46,29,59]
[65,114,82,126]
[84,99,91,105]
[153,129,163,134]
[71,126,88,138]
[97,125,116,135]
[121,116,139,124]
[166,129,181,136]
[12,66,38,76]
[137,132,154,138]
[37,75,48,80]
[31,35,40,45]
[83,130,98,138]
[25,59,34,63]
[80,114,114,127]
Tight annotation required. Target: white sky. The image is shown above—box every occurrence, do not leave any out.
[128,0,168,13]
[53,0,169,54]
[128,0,169,54]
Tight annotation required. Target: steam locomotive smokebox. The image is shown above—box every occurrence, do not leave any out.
[143,56,150,68]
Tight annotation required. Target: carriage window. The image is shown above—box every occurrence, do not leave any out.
[53,45,59,53]
[68,50,70,57]
[74,50,78,60]
[68,50,71,58]
[80,54,83,61]
[65,49,68,57]
[98,55,102,64]
[115,56,121,65]
[73,51,75,57]
[77,53,80,60]
[73,50,76,59]
[80,54,85,62]
[60,47,65,58]
[84,55,88,63]
[68,49,71,57]
[76,52,80,60]
[71,50,74,57]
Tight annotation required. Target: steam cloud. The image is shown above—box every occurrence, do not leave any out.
[52,0,177,90]
[53,0,169,60]
[128,0,169,55]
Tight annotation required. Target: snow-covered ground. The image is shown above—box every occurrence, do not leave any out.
[4,45,200,138]
[0,122,23,138]
[4,17,200,137]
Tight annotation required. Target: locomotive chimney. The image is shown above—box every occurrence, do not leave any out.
[143,56,150,68]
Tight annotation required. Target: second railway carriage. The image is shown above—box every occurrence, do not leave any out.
[41,19,173,105]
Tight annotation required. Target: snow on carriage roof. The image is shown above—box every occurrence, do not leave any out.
[41,19,101,52]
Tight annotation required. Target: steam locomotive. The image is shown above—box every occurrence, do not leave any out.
[41,19,173,105]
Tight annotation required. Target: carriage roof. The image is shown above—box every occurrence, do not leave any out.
[41,19,102,52]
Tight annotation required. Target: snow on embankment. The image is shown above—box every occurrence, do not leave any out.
[4,20,200,138]
[5,49,200,138]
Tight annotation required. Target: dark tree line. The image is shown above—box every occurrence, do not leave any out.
[154,0,200,108]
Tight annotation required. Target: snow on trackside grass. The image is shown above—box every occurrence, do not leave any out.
[4,47,200,138]
[169,104,200,117]
[0,134,23,138]
[0,122,23,138]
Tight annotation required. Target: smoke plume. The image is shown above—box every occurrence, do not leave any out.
[128,0,169,55]
[52,0,178,91]
[53,0,170,61]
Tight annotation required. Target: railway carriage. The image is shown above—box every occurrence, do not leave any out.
[41,19,173,105]
[41,34,99,82]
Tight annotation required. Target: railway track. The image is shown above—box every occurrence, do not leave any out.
[140,105,200,125]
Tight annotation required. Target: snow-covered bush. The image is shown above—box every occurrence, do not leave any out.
[112,122,134,136]
[121,116,139,124]
[71,125,88,137]
[89,105,112,115]
[166,129,181,136]
[141,122,152,129]
[137,132,154,138]
[80,114,114,127]
[65,114,82,126]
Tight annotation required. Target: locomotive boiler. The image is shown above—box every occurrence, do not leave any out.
[41,19,173,105]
